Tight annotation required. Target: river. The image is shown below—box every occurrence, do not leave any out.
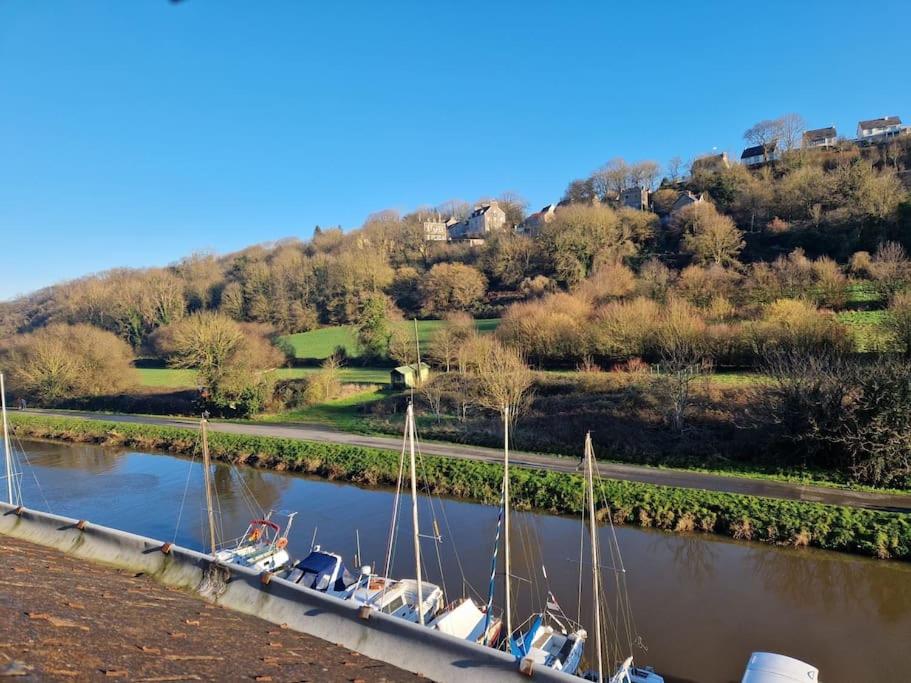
[10,439,910,682]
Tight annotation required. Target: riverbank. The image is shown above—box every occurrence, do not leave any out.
[0,534,419,682]
[19,408,911,509]
[9,413,911,561]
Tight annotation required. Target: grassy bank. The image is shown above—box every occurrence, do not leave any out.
[10,413,910,562]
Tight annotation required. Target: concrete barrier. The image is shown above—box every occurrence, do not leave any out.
[0,503,581,683]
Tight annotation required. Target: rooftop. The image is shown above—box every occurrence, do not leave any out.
[741,141,777,159]
[804,126,837,141]
[859,116,902,130]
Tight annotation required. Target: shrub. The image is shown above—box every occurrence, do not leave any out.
[1,323,137,403]
[886,291,911,356]
[420,263,488,315]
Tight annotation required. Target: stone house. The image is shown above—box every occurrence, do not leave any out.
[517,203,557,236]
[619,186,650,211]
[670,191,705,214]
[422,219,449,241]
[465,201,506,238]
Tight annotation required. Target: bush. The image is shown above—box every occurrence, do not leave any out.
[153,312,285,417]
[1,323,137,403]
[420,263,488,316]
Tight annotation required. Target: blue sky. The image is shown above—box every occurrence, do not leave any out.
[2,0,910,300]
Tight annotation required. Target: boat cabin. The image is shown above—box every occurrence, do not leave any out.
[283,548,360,595]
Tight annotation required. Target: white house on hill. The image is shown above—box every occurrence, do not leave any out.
[857,116,903,143]
[741,141,780,168]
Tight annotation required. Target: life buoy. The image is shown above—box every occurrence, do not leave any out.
[248,528,262,542]
[276,537,288,550]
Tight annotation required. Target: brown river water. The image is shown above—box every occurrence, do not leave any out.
[11,439,910,682]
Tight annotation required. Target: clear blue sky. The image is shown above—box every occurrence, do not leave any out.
[2,0,910,301]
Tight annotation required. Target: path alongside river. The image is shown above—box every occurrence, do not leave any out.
[23,408,911,512]
[0,534,419,682]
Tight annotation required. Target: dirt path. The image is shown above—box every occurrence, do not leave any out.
[0,535,421,682]
[21,409,911,513]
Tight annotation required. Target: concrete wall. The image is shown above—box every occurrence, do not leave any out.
[0,504,580,683]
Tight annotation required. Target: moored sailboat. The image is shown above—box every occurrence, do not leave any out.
[1,373,23,508]
[505,403,588,675]
[196,417,296,573]
[580,432,663,683]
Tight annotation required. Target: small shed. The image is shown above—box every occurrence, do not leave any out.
[390,362,431,389]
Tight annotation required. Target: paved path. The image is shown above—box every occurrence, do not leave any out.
[21,409,911,513]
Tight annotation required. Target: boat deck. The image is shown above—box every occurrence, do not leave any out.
[0,534,421,681]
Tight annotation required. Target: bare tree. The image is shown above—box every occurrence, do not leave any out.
[419,374,448,422]
[629,161,661,190]
[467,337,534,430]
[591,158,629,199]
[653,300,711,433]
[779,113,806,151]
[744,113,805,155]
[744,118,784,161]
[666,156,685,181]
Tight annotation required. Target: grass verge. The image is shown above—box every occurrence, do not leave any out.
[10,413,909,562]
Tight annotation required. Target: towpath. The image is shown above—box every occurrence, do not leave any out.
[21,409,911,513]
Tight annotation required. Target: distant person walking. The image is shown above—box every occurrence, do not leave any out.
[18,398,26,411]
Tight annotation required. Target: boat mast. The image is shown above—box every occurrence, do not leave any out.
[1,374,14,505]
[200,418,217,556]
[503,403,512,642]
[585,432,603,682]
[406,402,425,625]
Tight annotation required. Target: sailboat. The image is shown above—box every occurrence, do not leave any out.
[196,418,296,573]
[506,404,588,674]
[283,403,445,624]
[1,374,23,508]
[580,432,663,683]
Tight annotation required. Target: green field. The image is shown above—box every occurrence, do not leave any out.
[280,318,500,361]
[136,368,199,388]
[836,309,897,352]
[256,386,387,431]
[845,282,883,307]
[136,366,391,389]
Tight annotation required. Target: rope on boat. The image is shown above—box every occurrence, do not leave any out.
[172,438,200,544]
[592,448,644,668]
[10,432,48,513]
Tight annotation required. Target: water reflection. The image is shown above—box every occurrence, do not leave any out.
[746,544,911,624]
[13,439,911,683]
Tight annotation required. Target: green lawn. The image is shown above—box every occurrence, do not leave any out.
[845,281,883,307]
[279,318,500,361]
[836,309,897,352]
[255,386,388,431]
[135,368,198,388]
